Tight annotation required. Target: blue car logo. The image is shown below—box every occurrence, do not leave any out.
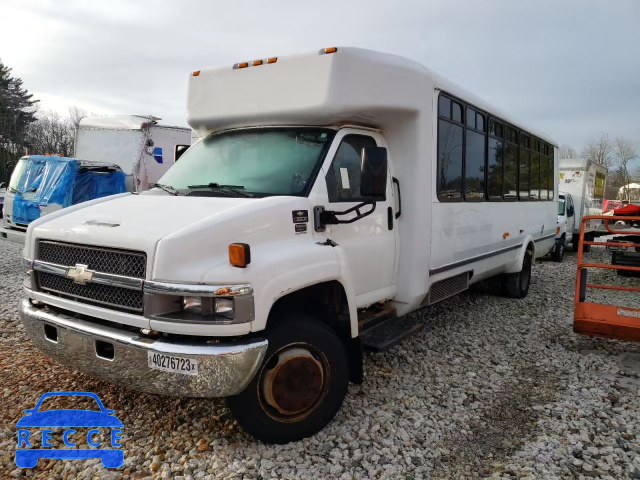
[153,147,163,164]
[15,391,124,468]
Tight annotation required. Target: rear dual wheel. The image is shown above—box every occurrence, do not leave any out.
[227,315,349,444]
[504,250,532,298]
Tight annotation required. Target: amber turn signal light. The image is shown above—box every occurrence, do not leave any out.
[229,243,251,268]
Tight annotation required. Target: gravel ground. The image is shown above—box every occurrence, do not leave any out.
[1,239,639,479]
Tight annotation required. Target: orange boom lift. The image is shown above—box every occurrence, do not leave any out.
[574,215,640,341]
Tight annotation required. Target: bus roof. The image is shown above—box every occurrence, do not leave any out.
[187,47,557,146]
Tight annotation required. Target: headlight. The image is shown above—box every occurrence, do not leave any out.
[182,296,234,319]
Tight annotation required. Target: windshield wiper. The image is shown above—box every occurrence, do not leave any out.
[187,183,252,197]
[152,183,180,196]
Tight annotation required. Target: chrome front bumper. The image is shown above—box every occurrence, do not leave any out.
[21,299,268,398]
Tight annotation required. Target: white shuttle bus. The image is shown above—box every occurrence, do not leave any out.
[20,48,557,443]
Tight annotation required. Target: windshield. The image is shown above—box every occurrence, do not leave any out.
[558,197,565,215]
[158,128,334,197]
[8,158,29,192]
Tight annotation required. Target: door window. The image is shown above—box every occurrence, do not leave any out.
[326,135,378,202]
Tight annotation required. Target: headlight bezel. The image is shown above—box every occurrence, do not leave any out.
[143,282,254,325]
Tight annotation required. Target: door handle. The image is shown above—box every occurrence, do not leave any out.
[387,207,393,230]
[392,177,401,219]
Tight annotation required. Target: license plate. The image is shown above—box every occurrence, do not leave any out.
[148,352,198,376]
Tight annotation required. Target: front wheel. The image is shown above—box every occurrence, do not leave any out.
[504,250,532,298]
[227,315,349,444]
[552,241,564,263]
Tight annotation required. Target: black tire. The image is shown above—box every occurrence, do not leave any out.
[572,236,590,252]
[613,253,634,277]
[227,315,349,444]
[504,250,532,298]
[552,240,564,263]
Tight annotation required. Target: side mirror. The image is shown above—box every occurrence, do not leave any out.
[567,206,574,217]
[175,145,189,162]
[360,147,388,199]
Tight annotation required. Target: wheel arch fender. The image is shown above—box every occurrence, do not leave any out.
[505,236,535,274]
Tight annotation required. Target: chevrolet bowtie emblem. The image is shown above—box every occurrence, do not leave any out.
[66,264,94,284]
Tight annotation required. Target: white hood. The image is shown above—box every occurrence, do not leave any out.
[29,192,254,255]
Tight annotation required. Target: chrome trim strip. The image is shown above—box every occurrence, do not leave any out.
[430,243,523,276]
[23,257,34,270]
[144,281,253,297]
[20,298,267,398]
[33,260,144,291]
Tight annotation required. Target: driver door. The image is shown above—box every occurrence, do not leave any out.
[322,128,397,306]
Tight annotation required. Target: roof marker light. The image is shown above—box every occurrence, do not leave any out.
[234,62,249,69]
[192,71,200,76]
[323,47,338,54]
[267,57,278,64]
[253,59,263,66]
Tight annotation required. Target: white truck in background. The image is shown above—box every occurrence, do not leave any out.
[1,115,190,244]
[556,159,607,252]
[19,47,558,443]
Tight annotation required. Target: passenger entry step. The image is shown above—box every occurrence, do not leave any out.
[360,315,424,352]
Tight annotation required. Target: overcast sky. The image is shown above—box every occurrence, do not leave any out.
[2,0,639,155]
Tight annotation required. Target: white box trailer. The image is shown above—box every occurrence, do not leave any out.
[20,48,558,443]
[74,115,191,191]
[557,158,607,251]
[1,115,190,244]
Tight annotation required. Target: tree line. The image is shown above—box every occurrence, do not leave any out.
[0,59,84,185]
[559,134,638,201]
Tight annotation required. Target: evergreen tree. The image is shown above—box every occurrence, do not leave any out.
[0,60,38,184]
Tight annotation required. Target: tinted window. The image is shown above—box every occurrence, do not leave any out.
[504,142,518,199]
[489,119,503,138]
[530,151,540,200]
[437,119,463,201]
[548,149,555,200]
[476,113,485,132]
[452,102,463,123]
[488,137,503,200]
[439,96,451,118]
[540,155,549,200]
[466,107,476,128]
[465,130,486,201]
[519,147,529,200]
[326,135,377,201]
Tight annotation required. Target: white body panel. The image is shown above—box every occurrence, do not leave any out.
[26,48,558,338]
[558,159,607,235]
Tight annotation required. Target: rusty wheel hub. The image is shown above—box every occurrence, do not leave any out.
[260,346,328,419]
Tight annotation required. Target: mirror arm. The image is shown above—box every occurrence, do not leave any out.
[314,202,377,231]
